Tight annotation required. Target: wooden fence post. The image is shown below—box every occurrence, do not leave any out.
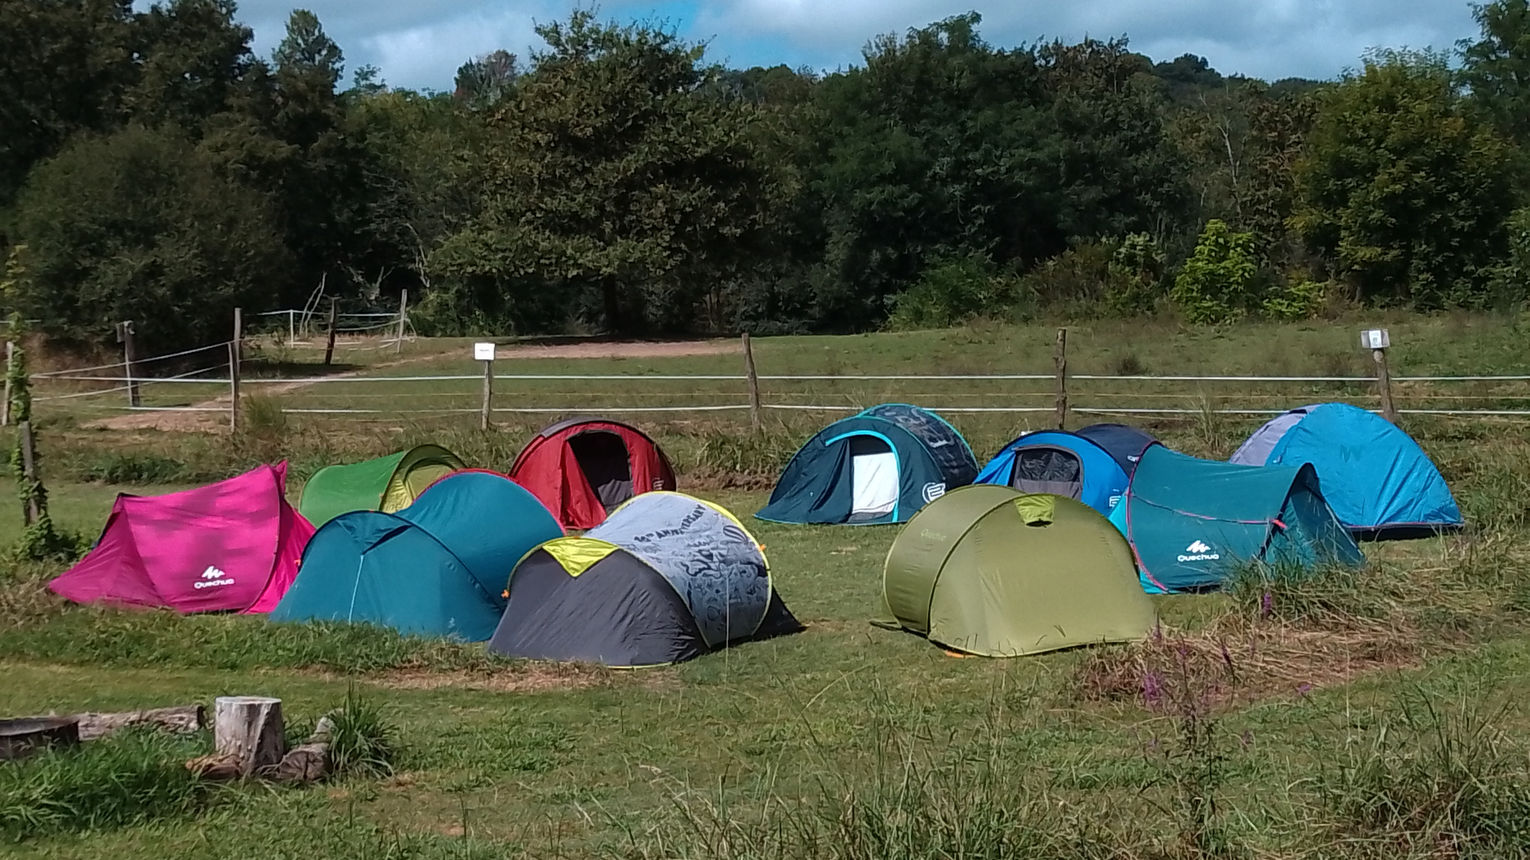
[480,356,493,431]
[229,308,242,432]
[395,289,408,355]
[18,420,39,526]
[742,332,761,430]
[1053,327,1069,430]
[1373,347,1396,423]
[323,299,338,367]
[116,321,140,407]
[2,341,14,427]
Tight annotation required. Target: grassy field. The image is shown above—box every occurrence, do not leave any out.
[6,315,1530,857]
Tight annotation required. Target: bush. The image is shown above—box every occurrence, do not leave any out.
[327,687,398,780]
[80,452,188,484]
[1171,220,1261,324]
[1016,241,1116,314]
[1104,232,1168,316]
[1261,278,1328,321]
[886,253,1017,330]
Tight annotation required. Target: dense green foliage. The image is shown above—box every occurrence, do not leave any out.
[3,2,1530,349]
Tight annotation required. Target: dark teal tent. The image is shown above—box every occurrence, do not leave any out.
[272,471,563,639]
[1109,445,1362,593]
[757,404,978,525]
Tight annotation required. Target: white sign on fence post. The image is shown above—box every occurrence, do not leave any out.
[1360,328,1396,423]
[475,342,496,430]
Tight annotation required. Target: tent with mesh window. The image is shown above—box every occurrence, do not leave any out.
[298,445,465,527]
[757,404,978,525]
[975,430,1129,515]
[509,418,677,530]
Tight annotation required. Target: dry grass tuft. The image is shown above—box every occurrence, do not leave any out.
[1076,615,1424,708]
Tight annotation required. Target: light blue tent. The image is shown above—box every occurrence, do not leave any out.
[1231,403,1462,535]
[975,430,1128,515]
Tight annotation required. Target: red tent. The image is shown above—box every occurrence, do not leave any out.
[509,418,677,529]
[49,462,314,614]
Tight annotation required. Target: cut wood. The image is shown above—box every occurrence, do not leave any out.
[0,717,80,761]
[73,704,204,741]
[186,753,242,782]
[274,742,330,784]
[214,696,287,778]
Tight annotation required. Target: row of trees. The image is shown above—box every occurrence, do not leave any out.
[2,1,1528,352]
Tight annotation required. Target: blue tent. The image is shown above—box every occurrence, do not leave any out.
[272,471,563,639]
[1230,403,1462,535]
[1076,423,1158,476]
[1111,445,1363,594]
[975,430,1128,515]
[757,404,978,525]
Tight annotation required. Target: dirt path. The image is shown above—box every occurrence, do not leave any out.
[86,338,737,432]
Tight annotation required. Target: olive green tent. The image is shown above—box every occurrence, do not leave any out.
[297,445,465,526]
[880,484,1154,657]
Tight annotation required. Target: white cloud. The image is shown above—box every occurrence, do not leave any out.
[694,0,1478,80]
[139,0,1480,88]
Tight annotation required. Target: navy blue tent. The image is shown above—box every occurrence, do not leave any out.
[1231,403,1462,535]
[1076,423,1158,476]
[975,430,1129,515]
[757,404,978,525]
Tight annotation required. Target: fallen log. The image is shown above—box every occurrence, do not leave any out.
[73,704,204,741]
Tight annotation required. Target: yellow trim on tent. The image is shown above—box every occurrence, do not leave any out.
[1013,494,1057,525]
[540,538,620,578]
[605,490,772,573]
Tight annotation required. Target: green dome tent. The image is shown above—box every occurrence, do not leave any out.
[298,445,465,526]
[880,484,1154,657]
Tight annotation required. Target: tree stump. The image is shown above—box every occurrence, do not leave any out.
[213,696,287,778]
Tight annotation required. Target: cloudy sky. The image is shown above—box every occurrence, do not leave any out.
[209,0,1480,91]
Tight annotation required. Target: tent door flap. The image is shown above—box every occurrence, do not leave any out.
[850,439,898,518]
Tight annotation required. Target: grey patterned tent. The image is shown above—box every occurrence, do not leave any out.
[489,492,800,666]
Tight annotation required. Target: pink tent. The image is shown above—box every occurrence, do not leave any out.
[49,462,314,614]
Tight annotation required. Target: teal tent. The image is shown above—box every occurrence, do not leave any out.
[1109,445,1362,593]
[758,404,978,525]
[272,471,562,639]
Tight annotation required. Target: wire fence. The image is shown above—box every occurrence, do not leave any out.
[20,330,1530,426]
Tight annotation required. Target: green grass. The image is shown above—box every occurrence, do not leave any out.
[0,727,214,842]
[5,317,1530,856]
